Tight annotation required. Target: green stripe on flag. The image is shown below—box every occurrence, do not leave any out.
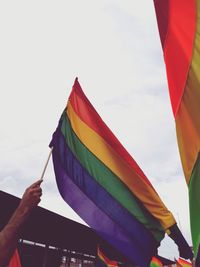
[61,113,164,241]
[189,153,200,256]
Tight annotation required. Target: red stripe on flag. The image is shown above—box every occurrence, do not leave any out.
[69,78,153,188]
[154,0,196,116]
[8,249,21,267]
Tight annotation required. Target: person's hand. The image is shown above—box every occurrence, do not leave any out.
[168,224,193,261]
[0,180,42,267]
[19,180,43,212]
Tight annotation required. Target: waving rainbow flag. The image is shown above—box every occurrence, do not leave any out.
[154,0,200,257]
[97,246,118,267]
[150,256,163,267]
[176,258,192,267]
[50,78,191,266]
[8,249,21,267]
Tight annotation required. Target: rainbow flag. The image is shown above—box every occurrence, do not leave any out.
[50,78,189,266]
[154,0,200,257]
[97,246,118,267]
[176,258,192,267]
[8,249,21,267]
[150,256,163,267]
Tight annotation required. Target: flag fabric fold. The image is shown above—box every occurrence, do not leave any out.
[50,78,181,266]
[154,0,200,257]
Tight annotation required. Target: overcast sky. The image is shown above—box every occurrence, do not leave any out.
[0,0,191,260]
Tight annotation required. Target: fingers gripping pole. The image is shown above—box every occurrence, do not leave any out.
[40,147,53,181]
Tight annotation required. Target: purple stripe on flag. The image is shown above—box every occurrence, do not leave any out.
[52,148,154,267]
[55,126,159,248]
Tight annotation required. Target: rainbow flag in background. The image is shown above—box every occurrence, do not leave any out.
[154,0,200,257]
[97,246,118,267]
[176,258,192,267]
[150,256,163,267]
[8,249,21,267]
[50,78,189,266]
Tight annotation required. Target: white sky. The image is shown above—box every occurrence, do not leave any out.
[0,0,191,260]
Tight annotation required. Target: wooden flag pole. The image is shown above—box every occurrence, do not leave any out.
[40,147,53,181]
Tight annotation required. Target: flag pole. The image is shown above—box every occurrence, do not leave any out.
[40,147,53,181]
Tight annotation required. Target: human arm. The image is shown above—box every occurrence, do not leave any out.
[0,180,42,267]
